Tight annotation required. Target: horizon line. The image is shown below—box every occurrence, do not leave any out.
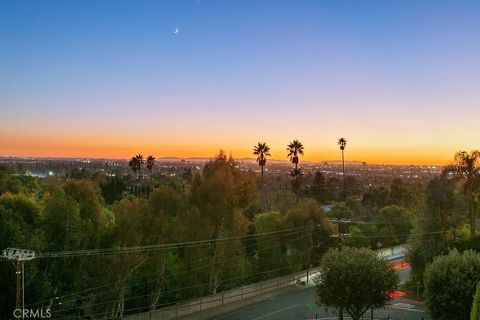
[0,154,446,167]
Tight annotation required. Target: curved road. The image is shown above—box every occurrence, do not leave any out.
[211,266,429,320]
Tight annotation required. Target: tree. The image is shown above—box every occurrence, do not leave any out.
[287,139,304,171]
[377,205,414,243]
[0,194,47,317]
[104,197,150,318]
[128,154,145,196]
[42,188,87,296]
[342,225,371,248]
[424,249,480,320]
[387,178,419,209]
[328,202,353,220]
[140,186,186,309]
[308,171,327,203]
[146,155,156,174]
[267,189,297,214]
[345,176,359,196]
[190,151,256,294]
[338,137,347,199]
[471,284,480,320]
[362,186,389,214]
[286,139,305,202]
[63,179,107,247]
[444,150,480,235]
[254,211,286,276]
[146,155,156,193]
[408,177,466,284]
[253,142,271,210]
[290,168,304,202]
[314,247,398,320]
[326,177,342,202]
[283,198,332,267]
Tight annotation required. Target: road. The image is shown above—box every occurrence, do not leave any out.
[210,286,428,320]
[211,266,429,320]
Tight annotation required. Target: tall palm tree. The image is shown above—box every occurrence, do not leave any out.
[134,154,145,177]
[128,154,144,196]
[287,139,304,171]
[338,137,347,199]
[146,155,156,174]
[128,156,138,195]
[445,150,480,235]
[146,155,156,194]
[253,142,271,210]
[336,138,347,320]
[287,140,304,202]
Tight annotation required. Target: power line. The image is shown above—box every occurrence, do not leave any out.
[51,262,308,316]
[36,223,323,259]
[53,269,312,320]
[27,225,323,309]
[47,231,317,316]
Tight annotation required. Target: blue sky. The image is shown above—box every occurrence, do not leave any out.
[1,0,479,163]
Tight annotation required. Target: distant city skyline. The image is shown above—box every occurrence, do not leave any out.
[1,1,479,165]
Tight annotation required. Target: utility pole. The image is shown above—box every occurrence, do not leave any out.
[2,248,36,319]
[330,219,350,320]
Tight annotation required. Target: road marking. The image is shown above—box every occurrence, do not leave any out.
[387,304,425,313]
[249,303,302,320]
[391,302,414,309]
[306,317,382,320]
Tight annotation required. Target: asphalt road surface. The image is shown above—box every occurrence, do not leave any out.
[210,286,428,320]
[211,266,429,320]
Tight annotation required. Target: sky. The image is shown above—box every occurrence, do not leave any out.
[1,0,479,165]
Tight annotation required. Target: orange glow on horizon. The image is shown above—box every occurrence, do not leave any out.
[0,126,470,165]
[0,142,458,166]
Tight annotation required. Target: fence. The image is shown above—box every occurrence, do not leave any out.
[127,245,406,320]
[126,267,317,320]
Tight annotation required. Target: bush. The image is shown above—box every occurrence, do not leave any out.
[424,249,480,320]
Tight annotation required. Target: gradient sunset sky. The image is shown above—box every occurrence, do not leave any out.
[1,0,479,165]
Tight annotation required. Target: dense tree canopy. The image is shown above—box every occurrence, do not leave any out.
[0,149,478,319]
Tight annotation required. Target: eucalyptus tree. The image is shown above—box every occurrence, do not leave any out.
[253,142,271,210]
[444,150,480,235]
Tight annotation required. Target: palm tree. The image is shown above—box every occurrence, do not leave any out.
[134,154,145,177]
[287,139,304,171]
[128,154,144,196]
[287,140,304,202]
[338,137,347,199]
[146,155,156,194]
[444,150,480,235]
[146,155,155,174]
[253,142,271,210]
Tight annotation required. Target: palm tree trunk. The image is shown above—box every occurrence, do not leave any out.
[261,165,265,210]
[342,150,346,200]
